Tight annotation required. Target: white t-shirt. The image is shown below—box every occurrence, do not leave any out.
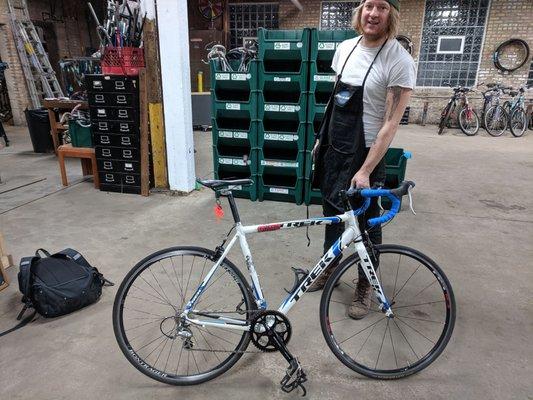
[331,37,416,146]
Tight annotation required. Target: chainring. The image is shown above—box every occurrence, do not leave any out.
[250,310,292,352]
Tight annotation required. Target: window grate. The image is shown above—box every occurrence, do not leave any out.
[528,60,533,86]
[228,3,279,49]
[320,1,360,30]
[416,0,490,88]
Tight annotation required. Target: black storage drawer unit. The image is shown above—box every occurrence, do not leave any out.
[97,159,141,174]
[87,73,143,195]
[90,106,138,122]
[92,121,139,135]
[86,75,138,93]
[95,146,140,161]
[93,132,140,148]
[88,92,138,107]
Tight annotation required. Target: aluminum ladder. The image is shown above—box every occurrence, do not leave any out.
[7,0,64,108]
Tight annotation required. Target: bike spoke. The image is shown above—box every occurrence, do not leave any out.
[396,316,436,345]
[375,319,390,370]
[338,317,386,345]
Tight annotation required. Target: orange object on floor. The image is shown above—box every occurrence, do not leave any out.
[57,144,99,189]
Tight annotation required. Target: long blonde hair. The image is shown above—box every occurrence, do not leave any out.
[351,1,400,39]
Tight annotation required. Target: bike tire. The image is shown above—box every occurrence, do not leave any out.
[458,107,479,136]
[510,107,527,137]
[529,113,533,131]
[484,105,507,137]
[113,246,256,385]
[320,244,456,380]
[438,103,453,135]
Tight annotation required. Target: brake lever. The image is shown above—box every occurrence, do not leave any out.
[407,185,416,215]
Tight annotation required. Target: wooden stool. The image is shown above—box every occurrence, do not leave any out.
[57,144,99,189]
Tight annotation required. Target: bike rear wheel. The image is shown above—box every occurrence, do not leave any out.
[437,103,453,135]
[320,244,455,379]
[510,107,527,137]
[458,107,479,136]
[484,105,507,137]
[113,246,256,385]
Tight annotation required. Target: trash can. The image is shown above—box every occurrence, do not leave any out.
[24,108,53,153]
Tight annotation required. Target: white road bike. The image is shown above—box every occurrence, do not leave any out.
[113,179,456,396]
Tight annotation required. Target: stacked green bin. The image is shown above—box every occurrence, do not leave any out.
[304,29,358,205]
[381,148,411,210]
[211,59,259,200]
[257,28,310,205]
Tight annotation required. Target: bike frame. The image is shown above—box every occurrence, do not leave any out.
[182,208,392,332]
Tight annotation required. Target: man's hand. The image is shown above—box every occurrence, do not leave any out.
[351,169,370,189]
[312,139,320,162]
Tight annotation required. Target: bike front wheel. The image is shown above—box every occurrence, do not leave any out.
[509,107,527,137]
[320,244,456,379]
[484,105,507,136]
[458,107,479,136]
[113,246,256,385]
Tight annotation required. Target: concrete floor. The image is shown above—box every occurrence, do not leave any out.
[0,124,532,400]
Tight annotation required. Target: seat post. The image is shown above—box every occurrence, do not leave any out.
[225,191,241,223]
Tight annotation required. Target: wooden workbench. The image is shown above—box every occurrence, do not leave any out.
[43,98,88,154]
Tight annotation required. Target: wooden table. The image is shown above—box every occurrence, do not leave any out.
[43,98,88,154]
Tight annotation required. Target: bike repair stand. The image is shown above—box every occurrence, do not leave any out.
[251,311,308,396]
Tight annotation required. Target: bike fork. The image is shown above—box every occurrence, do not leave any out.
[354,240,394,317]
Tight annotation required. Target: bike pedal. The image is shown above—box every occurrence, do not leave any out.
[280,359,308,396]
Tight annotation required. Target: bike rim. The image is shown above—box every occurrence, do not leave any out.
[115,250,252,381]
[323,248,454,376]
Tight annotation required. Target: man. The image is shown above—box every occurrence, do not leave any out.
[309,0,416,320]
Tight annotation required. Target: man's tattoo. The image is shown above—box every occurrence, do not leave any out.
[386,86,404,121]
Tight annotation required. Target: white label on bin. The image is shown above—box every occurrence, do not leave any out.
[274,42,290,50]
[264,133,298,142]
[274,77,291,82]
[314,75,335,82]
[220,158,248,166]
[229,185,243,190]
[232,73,247,81]
[226,103,241,110]
[261,160,299,168]
[265,104,300,112]
[219,130,248,139]
[318,42,336,50]
[215,73,230,80]
[297,42,303,48]
[270,188,289,194]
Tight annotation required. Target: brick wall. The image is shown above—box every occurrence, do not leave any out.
[0,0,30,125]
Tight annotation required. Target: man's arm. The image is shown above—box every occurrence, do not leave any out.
[350,86,412,188]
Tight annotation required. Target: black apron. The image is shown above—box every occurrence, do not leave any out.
[313,38,387,213]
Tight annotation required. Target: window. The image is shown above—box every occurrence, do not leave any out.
[416,0,490,88]
[228,3,279,49]
[320,1,360,30]
[528,60,533,86]
[437,36,465,54]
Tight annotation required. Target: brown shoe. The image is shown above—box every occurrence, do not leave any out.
[308,256,342,292]
[348,278,371,319]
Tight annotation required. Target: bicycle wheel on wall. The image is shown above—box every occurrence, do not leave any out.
[484,105,507,137]
[458,107,479,136]
[509,108,527,137]
[113,247,256,385]
[320,244,456,379]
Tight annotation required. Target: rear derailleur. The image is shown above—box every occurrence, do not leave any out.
[250,310,308,396]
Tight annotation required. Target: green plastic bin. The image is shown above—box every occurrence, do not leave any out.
[69,119,93,148]
[213,146,258,201]
[210,59,258,102]
[258,28,311,73]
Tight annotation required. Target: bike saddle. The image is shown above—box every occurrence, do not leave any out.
[197,178,254,190]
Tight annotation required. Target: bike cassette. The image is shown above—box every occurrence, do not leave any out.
[250,310,292,352]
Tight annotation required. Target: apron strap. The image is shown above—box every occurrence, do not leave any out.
[361,39,388,88]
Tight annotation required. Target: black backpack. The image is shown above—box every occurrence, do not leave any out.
[16,248,113,319]
[1,248,113,337]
